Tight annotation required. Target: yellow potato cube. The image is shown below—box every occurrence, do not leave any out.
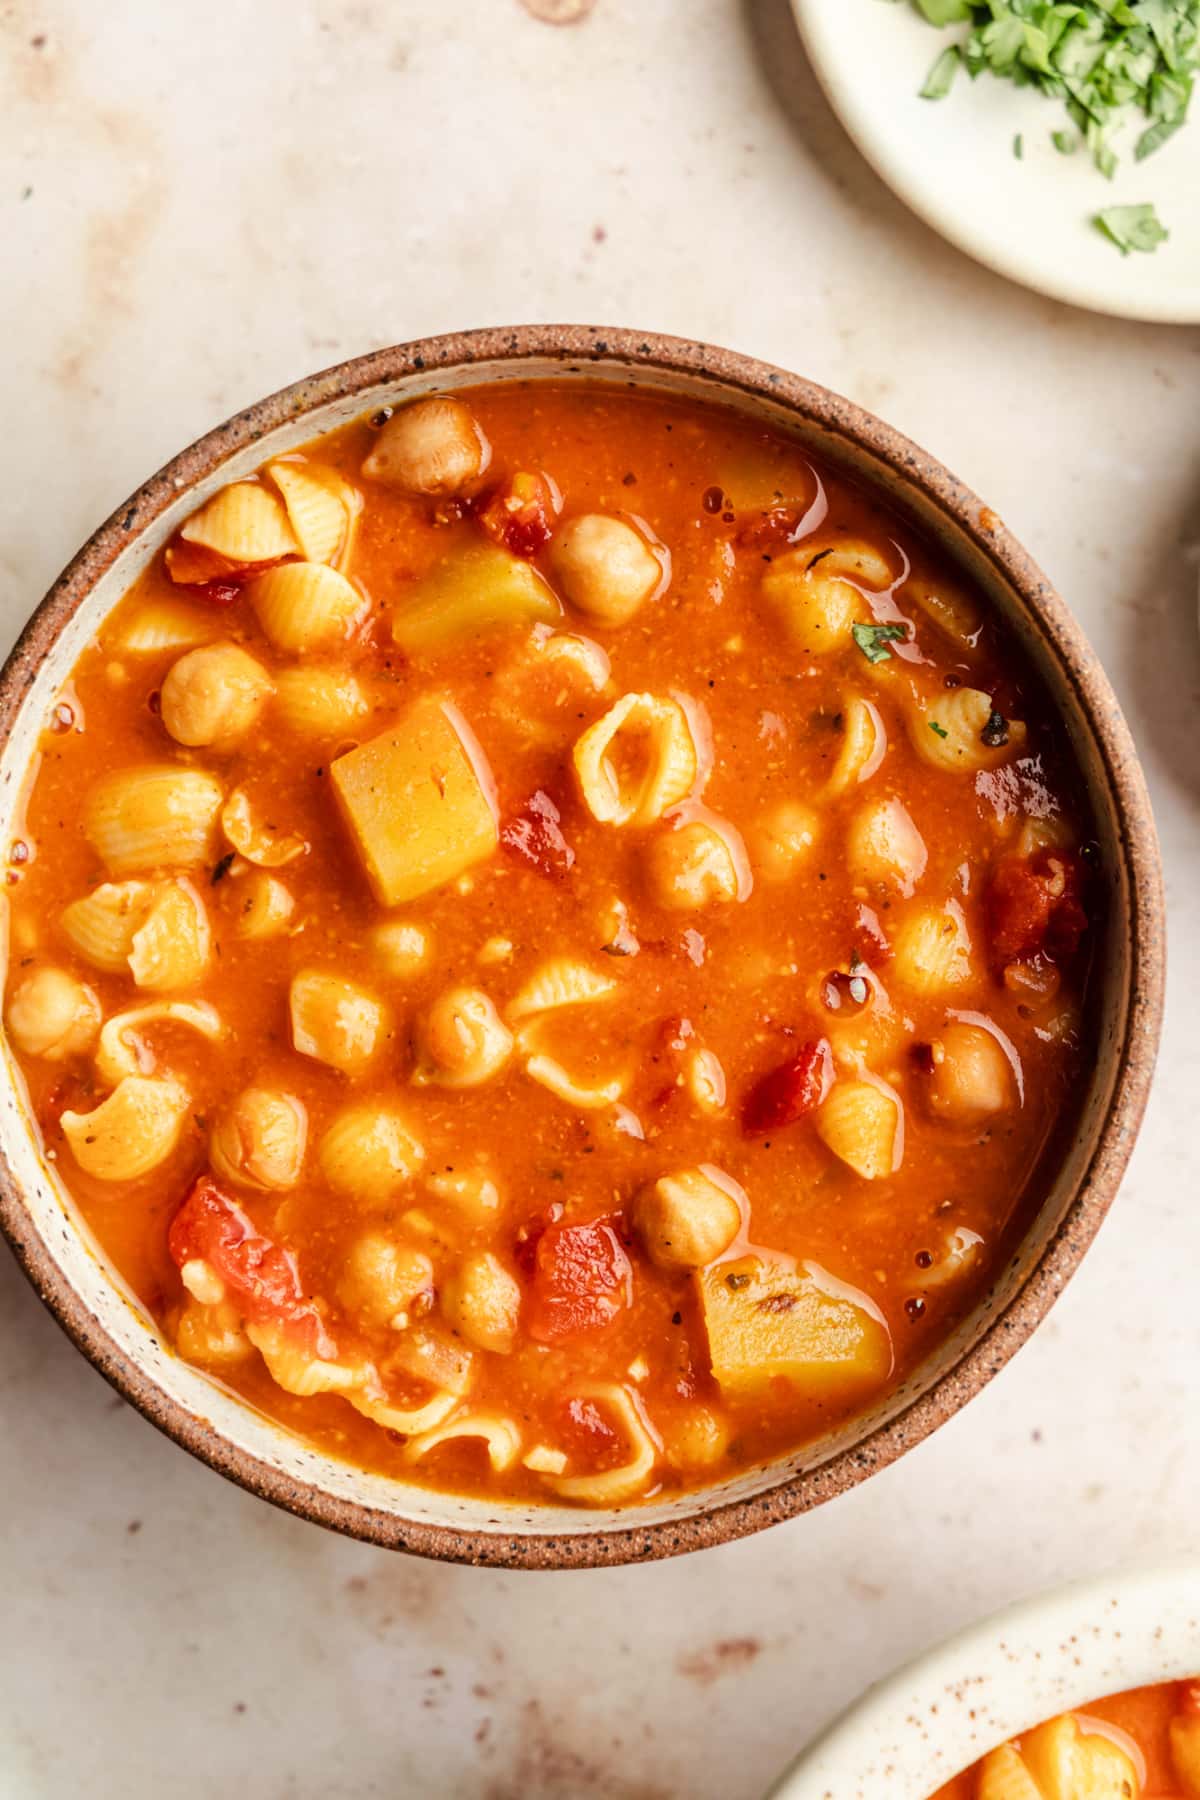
[330,699,498,906]
[697,1256,891,1400]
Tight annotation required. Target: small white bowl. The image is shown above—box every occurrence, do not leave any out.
[768,1560,1200,1798]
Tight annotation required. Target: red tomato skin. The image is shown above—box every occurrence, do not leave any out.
[525,1217,633,1343]
[500,789,576,878]
[987,849,1088,967]
[741,1039,834,1137]
[475,472,556,559]
[168,1174,334,1357]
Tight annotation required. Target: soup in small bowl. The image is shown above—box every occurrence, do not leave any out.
[0,329,1163,1563]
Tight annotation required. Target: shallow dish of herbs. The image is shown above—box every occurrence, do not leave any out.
[792,0,1200,323]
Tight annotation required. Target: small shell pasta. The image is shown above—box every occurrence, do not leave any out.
[229,869,295,940]
[911,687,1027,773]
[210,1086,307,1190]
[267,461,356,565]
[507,957,616,1020]
[368,920,432,976]
[248,562,364,653]
[60,1075,190,1179]
[645,814,745,911]
[904,574,983,650]
[273,667,369,737]
[6,967,101,1061]
[573,692,700,826]
[176,1295,252,1366]
[95,1000,223,1087]
[351,1389,461,1436]
[180,481,297,563]
[128,878,212,989]
[318,1103,425,1203]
[245,1321,363,1398]
[892,900,974,995]
[825,696,887,796]
[545,1383,659,1503]
[290,970,387,1074]
[816,1079,902,1180]
[117,599,223,653]
[404,1410,522,1472]
[60,880,156,971]
[846,796,927,896]
[762,540,892,656]
[84,767,224,875]
[524,1053,624,1110]
[221,787,308,867]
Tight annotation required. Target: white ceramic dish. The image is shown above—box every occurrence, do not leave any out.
[767,1559,1200,1798]
[792,0,1200,324]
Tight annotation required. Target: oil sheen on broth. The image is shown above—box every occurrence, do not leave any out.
[3,384,1097,1506]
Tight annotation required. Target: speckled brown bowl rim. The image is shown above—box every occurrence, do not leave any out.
[0,326,1166,1569]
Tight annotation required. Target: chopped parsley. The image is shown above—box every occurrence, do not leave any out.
[1094,200,1170,252]
[929,719,950,738]
[852,621,909,664]
[899,0,1198,251]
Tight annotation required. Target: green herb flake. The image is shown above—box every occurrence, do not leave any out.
[1014,130,1025,156]
[921,43,962,97]
[852,622,909,664]
[1052,128,1076,152]
[1094,200,1170,252]
[928,720,950,739]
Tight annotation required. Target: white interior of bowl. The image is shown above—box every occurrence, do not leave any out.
[0,354,1134,1548]
[767,1559,1200,1798]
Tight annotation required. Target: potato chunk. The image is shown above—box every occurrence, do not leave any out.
[330,699,498,906]
[698,1256,891,1400]
[392,541,560,654]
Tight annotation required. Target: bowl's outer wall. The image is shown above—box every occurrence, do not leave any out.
[0,327,1166,1567]
[768,1559,1200,1798]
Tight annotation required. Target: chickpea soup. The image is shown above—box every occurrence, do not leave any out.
[932,1680,1200,1798]
[3,383,1097,1506]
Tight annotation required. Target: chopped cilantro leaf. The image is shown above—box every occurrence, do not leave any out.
[921,43,962,96]
[1014,131,1024,156]
[852,622,908,665]
[1094,201,1170,252]
[929,720,950,739]
[1052,128,1076,153]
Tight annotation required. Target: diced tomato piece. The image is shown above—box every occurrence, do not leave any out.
[986,848,1088,967]
[735,505,807,550]
[559,1395,625,1468]
[500,789,576,878]
[168,1174,335,1357]
[741,1038,834,1137]
[525,1216,633,1343]
[476,472,556,559]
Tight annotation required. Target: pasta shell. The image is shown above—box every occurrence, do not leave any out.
[229,870,295,940]
[368,920,432,975]
[763,540,892,656]
[290,969,386,1074]
[318,1103,425,1204]
[94,1000,223,1087]
[412,987,512,1089]
[176,1296,253,1366]
[246,1321,364,1398]
[180,481,297,563]
[350,1389,461,1436]
[912,687,1027,773]
[524,1053,624,1110]
[210,1087,307,1191]
[846,796,927,896]
[892,900,974,996]
[977,1744,1044,1800]
[522,1445,568,1475]
[905,574,983,651]
[507,957,616,1020]
[128,878,212,989]
[404,1410,522,1473]
[60,1075,190,1180]
[685,1047,727,1115]
[267,461,353,565]
[273,667,369,737]
[117,599,224,653]
[221,787,308,867]
[825,696,887,796]
[84,767,224,875]
[60,880,157,971]
[816,1079,902,1180]
[248,561,365,653]
[573,692,699,827]
[545,1383,659,1503]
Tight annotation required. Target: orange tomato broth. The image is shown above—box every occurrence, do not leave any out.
[3,381,1099,1505]
[931,1680,1200,1796]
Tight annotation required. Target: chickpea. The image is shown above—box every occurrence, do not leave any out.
[550,514,663,625]
[442,1251,521,1354]
[412,986,512,1088]
[921,1022,1012,1124]
[368,919,432,976]
[632,1167,742,1271]
[210,1087,307,1190]
[662,1404,731,1472]
[6,967,101,1060]
[160,642,273,750]
[646,819,739,911]
[749,800,818,883]
[846,796,927,895]
[361,397,489,495]
[337,1232,434,1329]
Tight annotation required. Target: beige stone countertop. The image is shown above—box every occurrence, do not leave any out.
[1,3,1198,1796]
